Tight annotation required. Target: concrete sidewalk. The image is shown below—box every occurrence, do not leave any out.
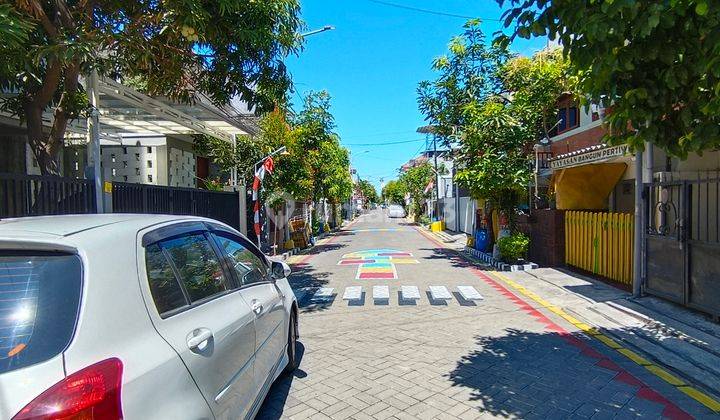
[502,267,720,411]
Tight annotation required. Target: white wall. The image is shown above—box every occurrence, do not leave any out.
[101,145,159,184]
[168,147,196,188]
[457,197,476,234]
[442,198,457,231]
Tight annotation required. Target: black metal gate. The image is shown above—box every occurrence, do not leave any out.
[112,182,240,230]
[0,173,96,217]
[645,179,720,318]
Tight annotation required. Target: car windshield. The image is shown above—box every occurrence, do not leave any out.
[0,252,82,374]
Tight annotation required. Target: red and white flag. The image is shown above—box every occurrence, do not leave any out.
[253,157,274,236]
[423,179,434,195]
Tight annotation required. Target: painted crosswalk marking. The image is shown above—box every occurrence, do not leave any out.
[372,285,390,299]
[429,286,452,300]
[401,285,421,300]
[342,286,362,300]
[312,287,334,300]
[457,285,483,301]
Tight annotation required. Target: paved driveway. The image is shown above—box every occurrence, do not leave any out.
[257,211,710,419]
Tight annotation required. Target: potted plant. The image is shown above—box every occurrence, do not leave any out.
[497,232,530,264]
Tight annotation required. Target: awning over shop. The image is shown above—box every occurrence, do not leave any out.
[553,163,627,210]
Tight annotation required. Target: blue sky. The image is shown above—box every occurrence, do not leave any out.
[285,0,546,192]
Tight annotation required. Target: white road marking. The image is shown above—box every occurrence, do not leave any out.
[312,287,334,300]
[457,285,484,301]
[373,285,390,299]
[343,286,362,300]
[429,285,452,300]
[400,285,420,300]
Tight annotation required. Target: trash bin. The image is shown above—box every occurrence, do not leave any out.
[474,228,490,252]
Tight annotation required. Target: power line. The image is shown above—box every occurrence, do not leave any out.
[344,138,424,146]
[342,129,418,140]
[365,0,500,21]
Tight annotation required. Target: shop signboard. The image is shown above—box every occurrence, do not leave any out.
[550,145,630,170]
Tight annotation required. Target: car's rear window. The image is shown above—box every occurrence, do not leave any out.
[0,252,82,374]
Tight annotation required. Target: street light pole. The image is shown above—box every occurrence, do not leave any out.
[300,25,335,38]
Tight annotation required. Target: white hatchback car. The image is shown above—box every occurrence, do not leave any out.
[387,205,406,218]
[0,214,299,420]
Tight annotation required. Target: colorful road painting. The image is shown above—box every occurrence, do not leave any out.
[338,249,419,280]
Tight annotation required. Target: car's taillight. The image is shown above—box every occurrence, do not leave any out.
[13,358,123,420]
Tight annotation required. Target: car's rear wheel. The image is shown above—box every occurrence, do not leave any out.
[284,312,298,374]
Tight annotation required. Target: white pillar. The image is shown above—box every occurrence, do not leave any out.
[86,70,103,213]
[230,136,237,187]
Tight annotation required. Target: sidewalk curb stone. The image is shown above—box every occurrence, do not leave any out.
[463,246,539,272]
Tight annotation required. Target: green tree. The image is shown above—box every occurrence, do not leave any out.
[498,0,720,157]
[193,109,312,202]
[381,180,406,205]
[293,91,352,205]
[453,100,530,213]
[1,1,303,175]
[417,19,510,149]
[419,22,569,216]
[357,179,379,205]
[398,163,434,218]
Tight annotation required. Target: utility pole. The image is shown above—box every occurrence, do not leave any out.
[433,134,439,221]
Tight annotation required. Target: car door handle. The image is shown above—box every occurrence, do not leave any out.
[251,300,263,315]
[187,328,213,351]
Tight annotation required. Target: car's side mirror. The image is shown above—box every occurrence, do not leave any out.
[271,260,291,280]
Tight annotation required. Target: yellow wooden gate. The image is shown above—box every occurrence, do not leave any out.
[564,211,634,285]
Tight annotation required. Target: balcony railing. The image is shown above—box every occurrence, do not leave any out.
[528,151,554,171]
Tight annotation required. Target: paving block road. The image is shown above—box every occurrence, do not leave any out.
[257,210,718,419]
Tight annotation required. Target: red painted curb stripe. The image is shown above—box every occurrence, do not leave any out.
[415,227,692,420]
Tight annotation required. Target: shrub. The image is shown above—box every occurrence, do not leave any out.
[417,214,430,226]
[497,232,530,263]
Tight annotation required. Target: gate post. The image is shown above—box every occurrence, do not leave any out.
[633,148,644,297]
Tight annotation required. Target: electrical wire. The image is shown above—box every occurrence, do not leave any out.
[365,0,500,21]
[341,129,419,140]
[344,138,425,146]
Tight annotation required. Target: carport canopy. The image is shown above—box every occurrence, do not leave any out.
[2,77,258,144]
[553,163,627,210]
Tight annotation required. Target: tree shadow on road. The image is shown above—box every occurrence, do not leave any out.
[446,327,680,419]
[255,342,307,420]
[303,242,348,255]
[327,230,356,237]
[418,246,485,270]
[288,263,331,290]
[287,262,339,314]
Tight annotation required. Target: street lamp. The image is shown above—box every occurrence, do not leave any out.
[300,25,335,38]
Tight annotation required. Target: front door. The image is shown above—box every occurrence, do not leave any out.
[141,229,257,419]
[210,232,287,392]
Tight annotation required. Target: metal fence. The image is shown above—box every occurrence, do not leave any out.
[112,182,240,230]
[0,173,96,217]
[645,179,720,317]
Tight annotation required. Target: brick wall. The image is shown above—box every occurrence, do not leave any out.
[550,125,605,156]
[516,209,566,267]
